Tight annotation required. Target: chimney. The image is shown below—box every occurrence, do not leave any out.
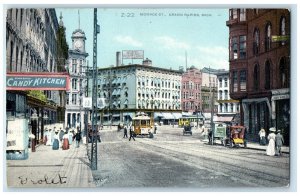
[116,51,121,67]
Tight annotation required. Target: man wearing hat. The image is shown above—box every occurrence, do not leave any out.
[275,130,284,156]
[266,127,276,156]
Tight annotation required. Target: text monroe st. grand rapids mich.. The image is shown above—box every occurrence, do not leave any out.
[7,77,66,87]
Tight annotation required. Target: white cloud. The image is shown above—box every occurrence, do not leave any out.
[114,35,143,47]
[154,36,190,50]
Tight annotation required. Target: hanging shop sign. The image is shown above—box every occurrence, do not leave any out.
[6,73,70,90]
[271,35,290,42]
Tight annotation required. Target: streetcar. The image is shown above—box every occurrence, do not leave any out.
[132,112,153,136]
[178,115,203,127]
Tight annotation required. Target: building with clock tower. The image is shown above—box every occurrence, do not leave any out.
[65,26,89,130]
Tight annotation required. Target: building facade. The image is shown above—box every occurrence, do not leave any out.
[90,60,182,126]
[216,71,239,117]
[6,8,65,144]
[65,28,89,129]
[227,9,290,142]
[181,66,202,113]
[201,67,219,117]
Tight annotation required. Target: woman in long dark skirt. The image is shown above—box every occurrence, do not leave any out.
[52,131,60,150]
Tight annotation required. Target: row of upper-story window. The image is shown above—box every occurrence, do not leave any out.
[137,77,181,89]
[218,90,229,100]
[182,82,201,90]
[218,78,228,88]
[182,92,201,100]
[231,57,289,93]
[229,9,246,22]
[231,70,247,92]
[219,103,239,113]
[71,59,84,74]
[229,15,287,60]
[137,91,180,100]
[71,78,87,91]
[182,102,201,111]
[66,93,78,105]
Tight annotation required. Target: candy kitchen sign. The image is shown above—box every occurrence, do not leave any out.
[6,73,70,90]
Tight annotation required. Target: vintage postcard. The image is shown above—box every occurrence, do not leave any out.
[4,6,292,191]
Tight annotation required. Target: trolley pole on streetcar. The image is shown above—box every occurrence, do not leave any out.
[91,8,100,170]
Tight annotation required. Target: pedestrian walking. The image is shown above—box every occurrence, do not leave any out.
[51,127,55,145]
[258,128,267,145]
[46,128,52,146]
[129,126,135,141]
[201,125,208,141]
[275,130,284,156]
[43,128,48,145]
[62,130,69,150]
[74,130,82,148]
[59,127,64,147]
[68,129,74,145]
[266,127,276,156]
[123,126,128,138]
[52,131,60,150]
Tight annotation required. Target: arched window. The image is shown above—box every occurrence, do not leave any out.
[15,46,19,72]
[280,16,286,36]
[9,41,13,72]
[253,64,260,91]
[265,61,271,90]
[265,22,272,51]
[219,90,223,100]
[280,16,286,45]
[232,71,238,92]
[279,57,289,88]
[253,28,260,55]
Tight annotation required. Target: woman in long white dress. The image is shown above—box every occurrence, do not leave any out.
[46,129,52,146]
[266,127,276,156]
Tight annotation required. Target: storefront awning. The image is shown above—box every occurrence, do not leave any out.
[154,112,163,118]
[161,112,174,119]
[214,116,233,122]
[172,113,182,119]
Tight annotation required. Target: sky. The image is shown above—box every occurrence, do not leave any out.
[55,8,229,71]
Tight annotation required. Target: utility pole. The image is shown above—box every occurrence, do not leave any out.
[209,67,214,145]
[91,8,100,170]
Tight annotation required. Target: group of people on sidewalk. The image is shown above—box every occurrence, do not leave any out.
[43,126,83,150]
[122,125,136,141]
[260,127,284,156]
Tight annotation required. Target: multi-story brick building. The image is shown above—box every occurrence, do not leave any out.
[181,66,202,114]
[90,58,182,126]
[227,9,290,142]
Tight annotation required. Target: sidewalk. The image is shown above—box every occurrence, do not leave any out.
[210,140,289,154]
[5,142,95,188]
[246,142,289,154]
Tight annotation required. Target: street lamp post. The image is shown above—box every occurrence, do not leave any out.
[30,109,38,152]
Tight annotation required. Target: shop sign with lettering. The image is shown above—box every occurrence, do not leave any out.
[6,73,70,90]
